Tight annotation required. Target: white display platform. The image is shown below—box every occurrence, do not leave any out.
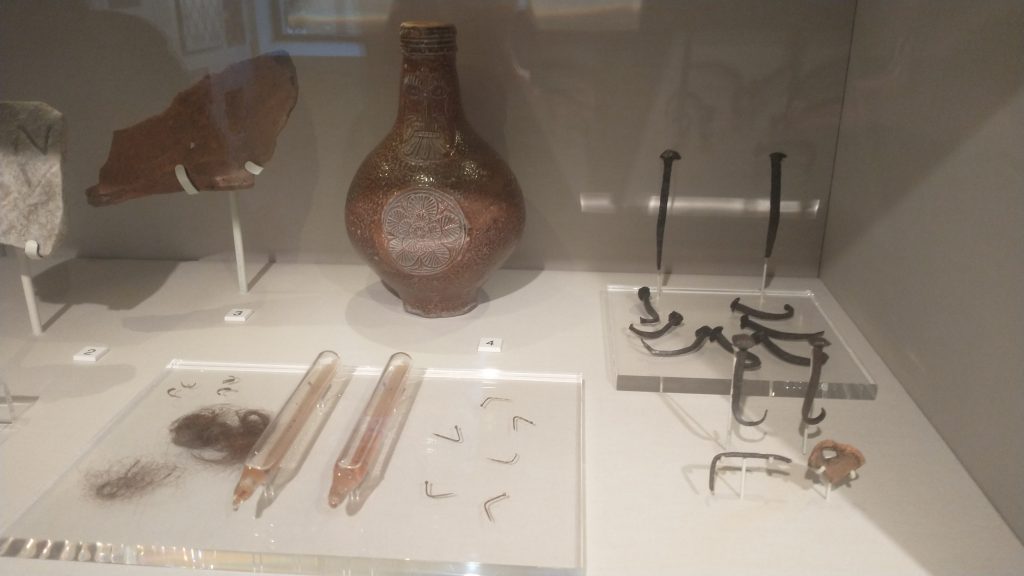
[1,257,1022,576]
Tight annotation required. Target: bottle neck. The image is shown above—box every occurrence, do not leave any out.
[395,53,463,164]
[397,53,463,125]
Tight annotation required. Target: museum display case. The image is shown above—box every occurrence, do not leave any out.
[1,1,1021,575]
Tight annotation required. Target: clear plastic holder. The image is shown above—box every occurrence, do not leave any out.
[0,379,37,428]
[0,359,584,575]
[603,285,877,401]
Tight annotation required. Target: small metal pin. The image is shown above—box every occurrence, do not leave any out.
[512,416,535,431]
[216,387,237,396]
[484,492,509,522]
[480,396,510,408]
[166,388,181,399]
[424,481,454,499]
[433,425,463,443]
[488,453,520,465]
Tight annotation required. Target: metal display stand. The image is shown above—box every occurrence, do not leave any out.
[174,162,265,294]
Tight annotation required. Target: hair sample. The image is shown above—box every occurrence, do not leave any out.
[86,458,179,501]
[169,405,270,465]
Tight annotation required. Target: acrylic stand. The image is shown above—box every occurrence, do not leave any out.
[174,161,264,294]
[801,393,821,455]
[16,240,43,336]
[709,453,789,499]
[815,468,858,501]
[0,379,37,426]
[0,379,14,424]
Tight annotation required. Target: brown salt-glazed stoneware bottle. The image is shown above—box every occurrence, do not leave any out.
[345,22,525,318]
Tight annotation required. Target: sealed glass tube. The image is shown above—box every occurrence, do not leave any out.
[232,350,341,509]
[255,363,352,517]
[328,352,412,508]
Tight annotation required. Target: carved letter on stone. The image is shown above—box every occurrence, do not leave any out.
[86,51,298,206]
[0,102,66,256]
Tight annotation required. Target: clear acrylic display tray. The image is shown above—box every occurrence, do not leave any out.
[603,285,877,400]
[0,359,584,575]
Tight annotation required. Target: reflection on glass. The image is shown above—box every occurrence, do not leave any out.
[276,0,393,38]
[644,197,821,218]
[529,0,641,31]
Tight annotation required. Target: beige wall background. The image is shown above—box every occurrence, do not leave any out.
[821,0,1024,542]
[0,0,854,275]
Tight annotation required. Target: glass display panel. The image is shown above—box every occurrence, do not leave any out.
[0,360,584,576]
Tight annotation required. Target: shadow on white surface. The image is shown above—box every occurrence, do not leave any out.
[33,259,178,311]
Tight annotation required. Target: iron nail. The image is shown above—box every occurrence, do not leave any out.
[637,286,660,324]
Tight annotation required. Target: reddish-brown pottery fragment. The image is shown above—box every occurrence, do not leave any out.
[807,439,866,485]
[345,22,525,318]
[86,52,298,206]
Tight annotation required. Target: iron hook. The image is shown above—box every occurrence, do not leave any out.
[629,311,683,339]
[641,326,713,356]
[752,331,811,366]
[801,336,831,425]
[709,451,792,494]
[731,334,767,427]
[710,326,762,369]
[740,315,824,341]
[730,297,794,321]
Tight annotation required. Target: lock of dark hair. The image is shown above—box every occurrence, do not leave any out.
[86,458,179,501]
[169,405,270,465]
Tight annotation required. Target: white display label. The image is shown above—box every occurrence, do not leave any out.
[478,337,503,353]
[73,346,109,363]
[225,308,254,323]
